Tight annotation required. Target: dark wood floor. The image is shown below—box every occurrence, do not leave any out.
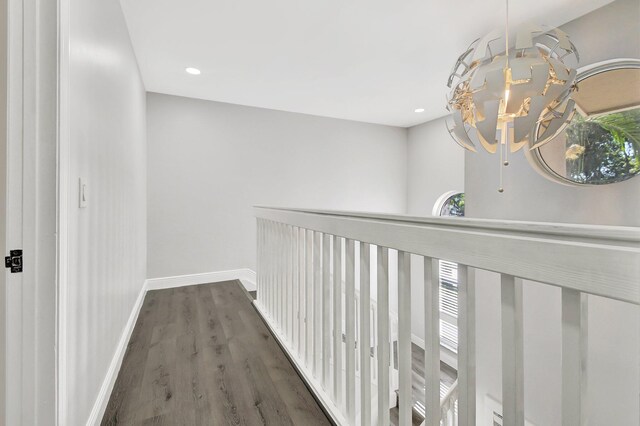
[102,280,331,426]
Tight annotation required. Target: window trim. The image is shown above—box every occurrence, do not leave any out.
[525,58,640,187]
[432,189,464,216]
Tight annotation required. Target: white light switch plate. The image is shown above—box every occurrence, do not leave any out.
[79,177,88,208]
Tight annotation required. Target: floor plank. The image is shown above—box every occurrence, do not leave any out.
[102,280,331,426]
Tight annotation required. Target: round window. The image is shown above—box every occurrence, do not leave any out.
[529,59,640,185]
[433,191,465,217]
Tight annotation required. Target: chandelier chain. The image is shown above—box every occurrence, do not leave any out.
[505,0,509,69]
[501,0,510,191]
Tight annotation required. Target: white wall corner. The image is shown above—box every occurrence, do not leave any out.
[86,280,148,426]
[240,269,257,292]
[145,268,256,292]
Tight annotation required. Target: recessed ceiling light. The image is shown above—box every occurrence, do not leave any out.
[414,108,425,113]
[185,67,201,75]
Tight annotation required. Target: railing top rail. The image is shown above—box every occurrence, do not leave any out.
[255,206,640,244]
[254,206,640,305]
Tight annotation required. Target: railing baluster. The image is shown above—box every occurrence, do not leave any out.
[261,220,266,307]
[424,257,440,426]
[272,221,276,322]
[398,251,412,426]
[289,226,295,342]
[322,233,331,390]
[285,225,291,341]
[360,243,371,426]
[291,227,298,352]
[333,235,343,406]
[276,223,286,335]
[273,223,278,326]
[345,239,356,424]
[562,288,588,426]
[283,225,287,336]
[454,398,458,425]
[298,227,305,357]
[275,221,279,325]
[256,219,262,306]
[263,220,267,309]
[314,231,322,378]
[377,246,390,426]
[282,225,286,336]
[580,295,588,425]
[501,274,524,426]
[269,221,274,320]
[271,223,280,329]
[267,222,277,322]
[306,229,314,368]
[458,265,476,425]
[286,226,295,345]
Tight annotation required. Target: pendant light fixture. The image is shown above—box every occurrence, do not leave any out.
[446,0,579,192]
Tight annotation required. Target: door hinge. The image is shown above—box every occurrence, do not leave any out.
[5,249,23,273]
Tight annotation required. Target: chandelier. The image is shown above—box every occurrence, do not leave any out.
[446,1,579,192]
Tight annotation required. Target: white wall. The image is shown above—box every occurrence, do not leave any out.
[406,115,466,346]
[406,117,465,216]
[63,0,147,424]
[463,0,640,424]
[33,0,59,422]
[146,92,407,279]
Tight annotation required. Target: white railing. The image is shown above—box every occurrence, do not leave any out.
[440,380,458,426]
[254,207,640,426]
[353,286,399,415]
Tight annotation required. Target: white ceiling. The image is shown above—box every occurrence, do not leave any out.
[120,0,612,128]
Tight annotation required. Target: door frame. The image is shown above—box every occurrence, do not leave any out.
[0,0,8,420]
[4,0,28,422]
[3,0,58,424]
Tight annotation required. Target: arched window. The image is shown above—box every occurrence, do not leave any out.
[433,191,464,354]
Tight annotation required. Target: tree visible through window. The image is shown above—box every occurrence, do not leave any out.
[439,192,465,217]
[564,108,640,184]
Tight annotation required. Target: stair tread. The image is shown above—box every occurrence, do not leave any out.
[392,342,458,424]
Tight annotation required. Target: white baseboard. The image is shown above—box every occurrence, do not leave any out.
[86,280,148,426]
[146,268,256,292]
[86,268,257,425]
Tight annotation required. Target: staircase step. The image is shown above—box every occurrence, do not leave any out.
[394,389,426,424]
